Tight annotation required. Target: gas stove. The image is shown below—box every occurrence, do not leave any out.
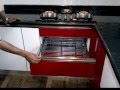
[38,8,92,22]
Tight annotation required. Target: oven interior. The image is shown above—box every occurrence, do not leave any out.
[38,37,95,63]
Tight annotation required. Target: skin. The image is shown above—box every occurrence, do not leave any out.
[0,40,41,63]
[0,12,18,23]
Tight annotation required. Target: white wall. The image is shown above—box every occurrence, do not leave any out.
[100,55,120,88]
[0,0,5,11]
[5,0,120,6]
[5,0,66,5]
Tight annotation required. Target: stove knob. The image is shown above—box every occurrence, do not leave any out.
[64,15,68,21]
[58,14,62,20]
[42,13,46,17]
[70,15,73,20]
[88,13,92,18]
[76,13,79,18]
[53,13,57,18]
[64,15,67,20]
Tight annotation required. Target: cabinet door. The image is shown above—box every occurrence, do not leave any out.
[100,55,120,88]
[0,27,27,71]
[21,28,41,71]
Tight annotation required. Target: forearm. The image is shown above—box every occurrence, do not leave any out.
[0,40,27,57]
[0,40,41,63]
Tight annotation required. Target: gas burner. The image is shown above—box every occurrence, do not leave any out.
[39,9,92,22]
[40,11,57,20]
[76,11,92,19]
[61,8,73,14]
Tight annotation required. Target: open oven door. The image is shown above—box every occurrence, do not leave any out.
[30,27,96,79]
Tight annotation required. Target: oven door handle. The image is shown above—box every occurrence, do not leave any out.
[37,45,96,63]
[41,57,96,63]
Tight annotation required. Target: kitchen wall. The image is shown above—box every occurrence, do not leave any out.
[0,0,4,11]
[5,0,120,6]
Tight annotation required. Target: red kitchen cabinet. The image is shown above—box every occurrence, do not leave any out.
[90,35,106,88]
[31,61,96,78]
[39,27,91,38]
[30,26,106,88]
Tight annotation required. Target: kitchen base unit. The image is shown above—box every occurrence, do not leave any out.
[30,25,106,88]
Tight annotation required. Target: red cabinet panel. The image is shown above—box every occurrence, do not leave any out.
[40,28,92,38]
[30,61,96,78]
[30,27,106,88]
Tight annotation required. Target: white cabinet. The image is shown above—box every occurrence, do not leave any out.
[0,27,27,71]
[100,55,120,88]
[0,27,40,71]
[21,28,40,71]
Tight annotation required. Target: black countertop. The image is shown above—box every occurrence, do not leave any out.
[97,23,120,83]
[0,12,120,84]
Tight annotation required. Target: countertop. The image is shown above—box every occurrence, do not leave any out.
[97,23,120,84]
[0,12,120,84]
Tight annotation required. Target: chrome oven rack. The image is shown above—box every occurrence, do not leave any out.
[42,37,87,56]
[39,37,96,63]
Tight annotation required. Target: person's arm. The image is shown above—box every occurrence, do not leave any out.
[0,40,41,63]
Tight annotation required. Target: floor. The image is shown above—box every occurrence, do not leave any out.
[0,70,90,88]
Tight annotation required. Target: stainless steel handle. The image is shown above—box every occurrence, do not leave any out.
[41,56,96,63]
[38,37,95,63]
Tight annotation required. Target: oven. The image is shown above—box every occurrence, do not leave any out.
[30,26,97,79]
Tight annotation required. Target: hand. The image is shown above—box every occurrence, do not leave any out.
[0,40,41,63]
[7,17,19,23]
[24,52,41,64]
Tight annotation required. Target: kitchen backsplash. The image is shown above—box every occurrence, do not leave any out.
[4,5,120,16]
[4,0,120,6]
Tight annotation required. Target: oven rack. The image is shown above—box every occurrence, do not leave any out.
[40,37,88,58]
